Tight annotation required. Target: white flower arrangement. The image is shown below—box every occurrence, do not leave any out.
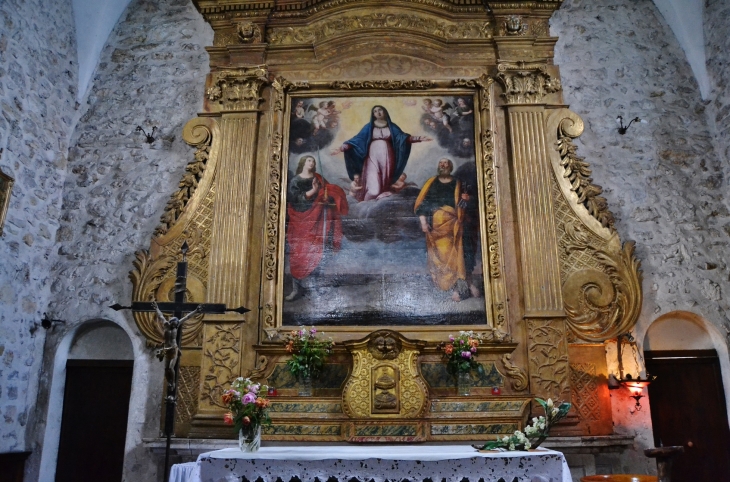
[475,398,571,451]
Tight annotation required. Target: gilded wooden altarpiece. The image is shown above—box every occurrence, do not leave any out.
[128,0,643,441]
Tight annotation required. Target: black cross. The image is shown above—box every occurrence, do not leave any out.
[111,241,249,482]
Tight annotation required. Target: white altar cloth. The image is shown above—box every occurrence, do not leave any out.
[192,445,571,482]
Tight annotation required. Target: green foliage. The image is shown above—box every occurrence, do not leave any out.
[439,331,482,375]
[476,398,572,451]
[284,326,334,378]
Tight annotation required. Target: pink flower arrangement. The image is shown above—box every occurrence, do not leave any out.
[221,377,271,433]
[439,331,483,374]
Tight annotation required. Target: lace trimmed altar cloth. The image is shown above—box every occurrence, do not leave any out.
[189,445,571,482]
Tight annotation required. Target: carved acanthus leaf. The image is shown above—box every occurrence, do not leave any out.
[329,80,434,90]
[557,123,615,231]
[206,67,268,111]
[495,64,561,104]
[501,354,528,391]
[130,232,208,347]
[562,222,643,341]
[244,355,270,381]
[129,250,175,346]
[154,124,213,237]
[266,14,491,45]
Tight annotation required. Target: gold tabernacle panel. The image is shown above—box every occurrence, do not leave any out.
[127,0,641,441]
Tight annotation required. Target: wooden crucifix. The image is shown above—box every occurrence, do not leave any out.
[111,241,250,482]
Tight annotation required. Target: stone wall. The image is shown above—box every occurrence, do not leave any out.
[24,0,212,480]
[705,0,730,209]
[0,0,77,454]
[552,0,730,475]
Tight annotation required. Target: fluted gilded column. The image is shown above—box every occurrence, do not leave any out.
[192,67,268,434]
[207,114,258,306]
[497,63,571,403]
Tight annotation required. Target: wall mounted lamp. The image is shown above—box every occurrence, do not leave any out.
[616,116,647,135]
[608,332,656,412]
[135,125,157,144]
[41,313,66,330]
[30,313,67,335]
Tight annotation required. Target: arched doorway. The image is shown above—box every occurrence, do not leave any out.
[54,321,134,482]
[643,311,730,482]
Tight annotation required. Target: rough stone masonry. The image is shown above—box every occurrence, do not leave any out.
[0,0,728,480]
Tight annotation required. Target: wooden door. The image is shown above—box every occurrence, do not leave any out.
[645,350,730,482]
[55,360,133,482]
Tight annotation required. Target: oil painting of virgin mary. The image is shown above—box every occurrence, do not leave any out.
[283,95,485,327]
[331,105,431,201]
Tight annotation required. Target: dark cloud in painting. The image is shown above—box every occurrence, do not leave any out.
[419,96,476,159]
[289,99,340,154]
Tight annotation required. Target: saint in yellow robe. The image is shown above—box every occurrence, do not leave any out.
[414,177,466,291]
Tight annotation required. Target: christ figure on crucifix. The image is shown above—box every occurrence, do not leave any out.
[152,301,202,398]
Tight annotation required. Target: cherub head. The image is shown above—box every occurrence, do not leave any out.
[457,98,467,107]
[461,138,472,148]
[296,100,304,108]
[319,101,327,108]
[423,98,432,106]
[398,173,407,182]
[433,99,443,107]
[353,173,361,184]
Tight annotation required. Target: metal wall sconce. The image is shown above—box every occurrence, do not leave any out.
[41,313,66,330]
[30,313,67,335]
[135,125,157,144]
[616,116,647,135]
[608,332,656,412]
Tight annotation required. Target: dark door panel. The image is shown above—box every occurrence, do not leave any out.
[645,350,730,482]
[56,360,133,482]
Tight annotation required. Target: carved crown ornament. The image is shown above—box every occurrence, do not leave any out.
[193,0,564,20]
[495,62,562,104]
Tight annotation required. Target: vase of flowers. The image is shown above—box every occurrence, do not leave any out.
[474,398,571,451]
[284,326,334,396]
[222,377,271,452]
[440,331,482,396]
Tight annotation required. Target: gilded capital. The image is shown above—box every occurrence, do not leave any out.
[206,67,269,112]
[496,62,561,104]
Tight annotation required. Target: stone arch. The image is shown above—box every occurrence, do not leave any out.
[38,318,143,482]
[642,310,730,422]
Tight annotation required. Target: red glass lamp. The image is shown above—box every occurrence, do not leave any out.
[612,333,656,412]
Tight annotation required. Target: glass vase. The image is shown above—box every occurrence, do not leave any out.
[457,371,472,396]
[238,424,261,452]
[298,374,313,397]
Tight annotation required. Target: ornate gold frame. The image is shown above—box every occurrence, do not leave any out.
[260,77,508,339]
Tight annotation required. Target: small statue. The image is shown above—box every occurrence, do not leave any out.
[153,301,203,397]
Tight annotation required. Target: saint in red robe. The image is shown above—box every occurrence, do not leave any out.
[287,173,349,280]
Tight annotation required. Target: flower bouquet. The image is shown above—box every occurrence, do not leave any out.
[222,377,271,452]
[439,331,482,395]
[474,398,571,451]
[284,326,334,396]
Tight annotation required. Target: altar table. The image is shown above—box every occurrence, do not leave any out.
[191,445,572,482]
